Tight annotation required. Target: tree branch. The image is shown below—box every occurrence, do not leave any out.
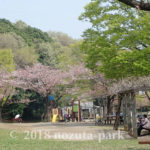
[145,91,150,101]
[6,99,36,105]
[118,0,150,11]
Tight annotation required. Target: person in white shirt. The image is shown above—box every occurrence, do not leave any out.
[15,114,20,119]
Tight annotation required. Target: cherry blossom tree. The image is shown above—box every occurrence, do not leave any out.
[10,63,89,121]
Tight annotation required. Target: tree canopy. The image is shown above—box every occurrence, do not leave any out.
[0,19,52,46]
[0,49,15,72]
[79,0,150,80]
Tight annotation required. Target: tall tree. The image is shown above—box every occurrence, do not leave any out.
[79,0,150,80]
[36,42,61,68]
[80,0,150,131]
[0,49,15,122]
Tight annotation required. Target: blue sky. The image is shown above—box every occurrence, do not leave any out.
[0,0,91,39]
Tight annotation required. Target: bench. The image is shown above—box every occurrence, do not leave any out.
[138,136,150,144]
[142,128,150,134]
[103,116,116,125]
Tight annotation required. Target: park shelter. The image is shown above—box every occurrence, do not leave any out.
[109,76,150,137]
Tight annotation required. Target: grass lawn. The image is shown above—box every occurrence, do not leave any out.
[0,129,149,150]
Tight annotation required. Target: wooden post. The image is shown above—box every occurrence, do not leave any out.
[126,93,132,134]
[93,105,96,123]
[123,94,128,131]
[107,96,111,124]
[103,98,107,124]
[126,92,137,138]
[128,93,132,135]
[130,92,137,138]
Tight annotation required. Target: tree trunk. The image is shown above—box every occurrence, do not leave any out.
[47,105,51,122]
[107,96,111,124]
[123,94,128,131]
[114,93,123,130]
[0,107,2,122]
[44,97,50,122]
[103,98,107,124]
[145,91,150,101]
[41,113,45,122]
[107,95,114,124]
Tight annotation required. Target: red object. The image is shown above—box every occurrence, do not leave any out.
[13,117,22,122]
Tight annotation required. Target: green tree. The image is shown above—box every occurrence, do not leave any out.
[0,19,52,46]
[0,49,15,72]
[14,20,28,29]
[79,0,150,80]
[0,49,15,121]
[0,33,26,50]
[58,41,85,69]
[36,42,62,68]
[48,31,75,46]
[14,47,38,68]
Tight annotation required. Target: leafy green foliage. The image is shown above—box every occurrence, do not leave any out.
[0,19,52,46]
[0,49,15,72]
[0,49,15,108]
[14,47,38,68]
[0,33,26,50]
[100,48,150,79]
[2,89,45,120]
[58,41,85,69]
[79,0,150,80]
[36,42,61,68]
[48,31,75,46]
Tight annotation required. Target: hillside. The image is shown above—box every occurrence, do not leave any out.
[0,19,52,46]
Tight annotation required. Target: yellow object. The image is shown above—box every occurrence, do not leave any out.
[52,109,58,115]
[52,114,58,123]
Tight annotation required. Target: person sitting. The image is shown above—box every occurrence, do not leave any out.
[95,114,103,125]
[137,114,142,128]
[13,114,22,122]
[137,114,150,136]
